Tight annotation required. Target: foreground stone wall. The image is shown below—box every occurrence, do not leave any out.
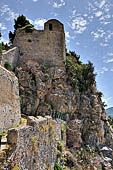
[13,19,65,67]
[0,65,21,133]
[3,116,65,170]
[1,47,19,69]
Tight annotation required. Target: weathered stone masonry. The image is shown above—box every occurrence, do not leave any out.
[0,65,21,133]
[13,19,66,67]
[3,116,65,170]
[1,47,19,69]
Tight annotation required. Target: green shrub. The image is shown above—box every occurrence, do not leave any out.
[54,163,63,170]
[61,124,66,140]
[4,61,12,71]
[9,15,34,43]
[12,166,20,170]
[1,42,10,51]
[41,64,48,73]
[57,141,64,152]
[65,52,96,92]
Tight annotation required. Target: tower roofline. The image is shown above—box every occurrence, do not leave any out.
[45,19,63,25]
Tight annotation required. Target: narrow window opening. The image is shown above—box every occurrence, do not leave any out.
[49,24,52,31]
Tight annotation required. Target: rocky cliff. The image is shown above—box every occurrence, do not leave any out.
[3,51,111,169]
[0,33,113,170]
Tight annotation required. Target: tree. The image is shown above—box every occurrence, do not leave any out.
[9,31,16,44]
[9,15,34,44]
[1,42,10,51]
[14,15,31,30]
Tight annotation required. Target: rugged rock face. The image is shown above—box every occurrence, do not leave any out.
[0,65,21,133]
[0,49,112,169]
[15,62,77,117]
[0,16,113,169]
[15,61,113,151]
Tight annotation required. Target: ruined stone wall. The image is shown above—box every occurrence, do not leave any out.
[0,65,21,133]
[4,116,65,170]
[1,47,19,69]
[13,23,65,67]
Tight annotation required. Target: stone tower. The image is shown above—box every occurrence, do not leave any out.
[13,19,66,67]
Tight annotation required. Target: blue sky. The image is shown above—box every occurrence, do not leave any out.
[0,0,113,108]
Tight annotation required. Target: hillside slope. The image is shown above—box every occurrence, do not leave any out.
[106,107,113,117]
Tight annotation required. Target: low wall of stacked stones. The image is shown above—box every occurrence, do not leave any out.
[1,47,19,69]
[6,116,65,170]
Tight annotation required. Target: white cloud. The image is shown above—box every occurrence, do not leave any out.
[104,53,113,63]
[88,15,94,22]
[105,58,113,63]
[97,67,109,75]
[102,96,112,108]
[107,53,113,56]
[53,0,65,8]
[71,17,88,34]
[0,5,18,21]
[83,14,88,17]
[91,29,106,40]
[50,12,59,17]
[102,67,108,71]
[76,42,80,45]
[65,32,70,38]
[98,0,106,8]
[95,11,103,17]
[65,31,70,44]
[100,42,108,47]
[72,10,76,16]
[34,18,47,28]
[0,23,7,30]
[32,0,39,2]
[1,37,9,44]
[110,68,113,72]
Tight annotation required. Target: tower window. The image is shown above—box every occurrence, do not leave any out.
[49,24,52,31]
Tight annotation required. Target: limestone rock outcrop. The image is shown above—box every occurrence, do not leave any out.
[15,62,113,151]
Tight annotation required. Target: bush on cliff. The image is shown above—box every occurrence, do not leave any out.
[4,61,12,71]
[54,163,63,170]
[65,51,96,92]
[1,42,10,51]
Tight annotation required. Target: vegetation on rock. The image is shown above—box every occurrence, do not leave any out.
[65,51,96,92]
[9,15,34,44]
[4,61,12,71]
[1,42,10,51]
[54,163,63,170]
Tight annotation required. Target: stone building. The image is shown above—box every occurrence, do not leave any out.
[13,19,66,67]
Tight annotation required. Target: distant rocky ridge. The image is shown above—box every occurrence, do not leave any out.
[106,107,113,117]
